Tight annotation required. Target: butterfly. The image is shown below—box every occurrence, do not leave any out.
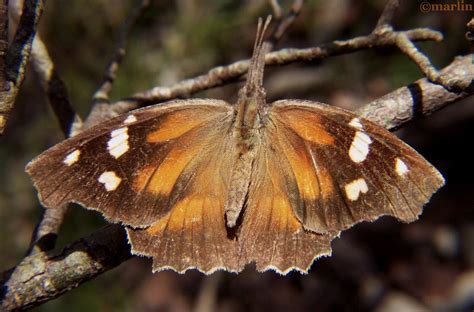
[26,17,444,274]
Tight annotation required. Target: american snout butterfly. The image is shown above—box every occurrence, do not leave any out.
[26,17,444,274]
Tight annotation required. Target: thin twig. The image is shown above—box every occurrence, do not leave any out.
[0,0,44,134]
[467,18,474,60]
[82,0,151,133]
[267,0,304,49]
[0,0,9,103]
[85,0,297,129]
[371,0,468,91]
[30,34,82,137]
[27,205,68,254]
[10,1,81,137]
[375,0,399,30]
[395,34,440,81]
[92,0,151,103]
[394,33,468,91]
[2,54,472,311]
[467,18,474,40]
[98,27,442,121]
[269,0,283,19]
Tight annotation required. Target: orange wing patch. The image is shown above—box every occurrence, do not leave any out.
[316,165,334,197]
[146,195,208,235]
[133,141,202,195]
[267,194,301,232]
[282,142,321,200]
[130,189,238,273]
[273,121,334,201]
[146,109,213,143]
[278,109,334,145]
[265,157,305,232]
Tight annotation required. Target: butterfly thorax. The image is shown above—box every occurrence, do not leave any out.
[233,85,266,153]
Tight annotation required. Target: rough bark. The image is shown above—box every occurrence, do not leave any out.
[0,225,131,311]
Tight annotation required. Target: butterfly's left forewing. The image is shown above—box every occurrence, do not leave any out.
[267,100,445,234]
[26,99,234,229]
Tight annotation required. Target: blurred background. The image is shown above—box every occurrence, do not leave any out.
[0,0,473,311]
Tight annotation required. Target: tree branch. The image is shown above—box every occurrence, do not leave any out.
[375,0,399,30]
[0,0,44,135]
[91,0,150,104]
[357,55,474,129]
[267,0,304,49]
[1,54,472,311]
[0,0,9,97]
[0,225,131,311]
[99,27,442,122]
[30,34,82,137]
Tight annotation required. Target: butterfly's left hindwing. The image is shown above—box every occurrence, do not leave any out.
[267,100,445,234]
[127,132,242,273]
[26,99,234,228]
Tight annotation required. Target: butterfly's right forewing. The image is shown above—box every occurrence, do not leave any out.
[267,100,445,234]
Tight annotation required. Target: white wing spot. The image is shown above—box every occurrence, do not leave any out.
[344,178,368,201]
[123,115,137,124]
[98,171,122,191]
[63,149,81,166]
[348,118,363,130]
[395,158,409,176]
[107,127,129,158]
[349,131,372,163]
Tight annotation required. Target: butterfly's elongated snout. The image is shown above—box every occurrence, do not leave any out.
[233,16,271,145]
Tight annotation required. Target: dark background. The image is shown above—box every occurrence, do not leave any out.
[0,1,472,311]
